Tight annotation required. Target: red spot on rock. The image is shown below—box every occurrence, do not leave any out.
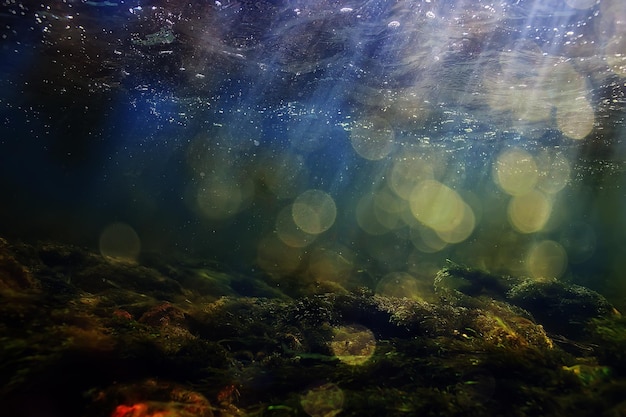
[113,309,133,320]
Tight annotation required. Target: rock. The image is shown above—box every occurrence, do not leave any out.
[0,238,38,292]
[507,279,616,340]
[434,262,521,301]
[434,262,617,340]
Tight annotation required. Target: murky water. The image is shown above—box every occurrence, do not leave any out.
[1,0,625,306]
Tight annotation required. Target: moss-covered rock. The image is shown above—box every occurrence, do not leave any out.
[507,279,617,340]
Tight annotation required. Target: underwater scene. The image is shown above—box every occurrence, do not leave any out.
[2,0,626,415]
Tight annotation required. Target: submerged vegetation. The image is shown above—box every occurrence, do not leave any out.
[1,237,626,417]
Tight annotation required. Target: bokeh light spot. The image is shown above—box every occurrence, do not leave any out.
[526,240,568,280]
[373,187,406,231]
[196,176,246,220]
[409,180,464,232]
[99,222,141,264]
[275,205,318,248]
[536,151,571,195]
[300,382,344,417]
[494,148,538,196]
[376,272,424,300]
[389,155,436,200]
[556,98,594,140]
[409,225,448,253]
[307,245,354,285]
[349,116,395,160]
[435,201,476,244]
[292,189,337,235]
[508,190,552,233]
[329,324,377,366]
[258,153,307,199]
[257,234,303,276]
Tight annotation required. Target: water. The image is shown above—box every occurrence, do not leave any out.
[1,0,625,303]
[4,1,626,416]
